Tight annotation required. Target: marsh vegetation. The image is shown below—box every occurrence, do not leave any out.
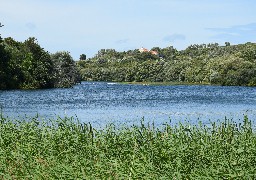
[0,115,255,179]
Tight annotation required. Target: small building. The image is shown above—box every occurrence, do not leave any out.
[139,47,149,53]
[150,50,158,55]
[139,47,159,56]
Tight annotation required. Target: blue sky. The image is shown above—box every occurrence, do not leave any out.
[1,0,256,59]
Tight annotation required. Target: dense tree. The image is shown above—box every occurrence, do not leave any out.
[51,51,81,88]
[0,34,81,89]
[22,37,54,88]
[78,43,256,86]
[79,54,86,60]
[0,23,12,89]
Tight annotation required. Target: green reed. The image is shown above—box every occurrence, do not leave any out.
[0,115,255,179]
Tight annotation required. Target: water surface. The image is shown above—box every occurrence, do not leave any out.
[0,82,255,127]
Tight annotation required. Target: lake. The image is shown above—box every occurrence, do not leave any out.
[0,81,256,127]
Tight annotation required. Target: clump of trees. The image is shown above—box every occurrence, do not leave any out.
[78,43,256,86]
[0,27,80,90]
[51,51,81,88]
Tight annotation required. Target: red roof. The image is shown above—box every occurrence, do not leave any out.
[139,47,149,53]
[139,47,159,55]
[150,50,158,55]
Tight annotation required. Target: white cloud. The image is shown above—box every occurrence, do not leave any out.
[25,22,36,30]
[163,34,186,42]
[207,23,256,43]
[115,39,129,44]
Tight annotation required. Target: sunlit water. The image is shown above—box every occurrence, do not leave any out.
[0,82,256,127]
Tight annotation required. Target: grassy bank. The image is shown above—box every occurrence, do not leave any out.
[0,115,255,179]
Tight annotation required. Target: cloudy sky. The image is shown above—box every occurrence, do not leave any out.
[1,0,256,59]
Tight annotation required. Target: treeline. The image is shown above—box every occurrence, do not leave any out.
[0,35,80,90]
[78,43,256,86]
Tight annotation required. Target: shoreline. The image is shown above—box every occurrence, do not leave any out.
[119,81,212,86]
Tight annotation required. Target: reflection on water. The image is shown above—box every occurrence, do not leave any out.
[0,82,256,127]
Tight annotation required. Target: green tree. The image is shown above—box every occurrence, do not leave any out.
[80,54,86,60]
[0,32,11,89]
[3,37,25,89]
[51,51,81,88]
[77,42,256,86]
[22,37,54,89]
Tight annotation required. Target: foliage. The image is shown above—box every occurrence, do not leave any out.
[79,54,86,60]
[0,36,81,90]
[51,51,81,88]
[78,43,256,86]
[0,115,255,179]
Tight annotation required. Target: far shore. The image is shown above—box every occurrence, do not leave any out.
[118,81,213,86]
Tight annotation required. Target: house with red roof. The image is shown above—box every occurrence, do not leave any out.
[139,47,159,56]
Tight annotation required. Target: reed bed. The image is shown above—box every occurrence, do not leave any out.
[0,115,255,179]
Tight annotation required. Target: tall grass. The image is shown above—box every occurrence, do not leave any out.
[0,115,255,179]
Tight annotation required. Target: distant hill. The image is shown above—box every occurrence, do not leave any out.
[77,42,256,86]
